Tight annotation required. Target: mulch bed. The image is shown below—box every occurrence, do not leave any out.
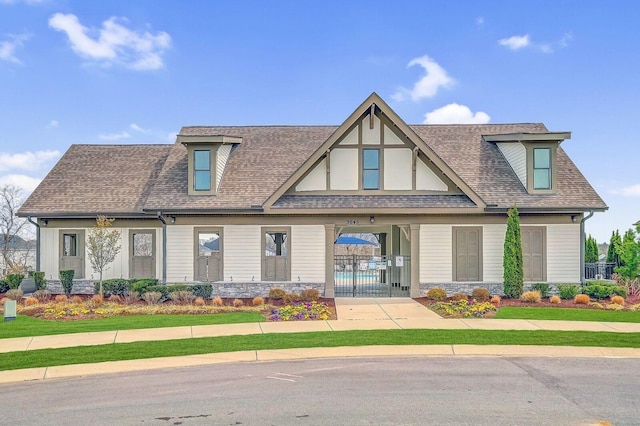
[414,295,640,310]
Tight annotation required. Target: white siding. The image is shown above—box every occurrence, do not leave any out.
[296,159,327,191]
[547,224,580,282]
[40,228,58,280]
[339,126,358,145]
[361,116,380,145]
[497,142,526,187]
[483,224,506,282]
[216,144,232,191]
[416,160,447,191]
[330,149,358,190]
[419,225,452,282]
[166,225,194,282]
[383,125,403,145]
[99,227,127,280]
[384,148,412,190]
[224,225,261,281]
[291,225,325,282]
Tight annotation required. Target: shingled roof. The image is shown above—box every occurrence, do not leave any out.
[18,107,606,217]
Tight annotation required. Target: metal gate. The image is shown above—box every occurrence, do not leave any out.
[334,255,410,297]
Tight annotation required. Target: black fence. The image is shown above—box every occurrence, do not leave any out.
[584,263,617,280]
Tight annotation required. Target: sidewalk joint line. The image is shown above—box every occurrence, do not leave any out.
[25,336,34,350]
[113,330,119,344]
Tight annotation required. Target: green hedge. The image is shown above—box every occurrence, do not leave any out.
[557,285,580,300]
[582,283,627,299]
[142,284,213,301]
[29,271,47,291]
[6,274,24,290]
[530,283,551,298]
[59,269,75,296]
[191,284,213,299]
[94,278,131,297]
[0,279,8,294]
[130,279,159,295]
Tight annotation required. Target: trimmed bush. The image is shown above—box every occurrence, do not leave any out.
[520,290,541,303]
[471,288,490,301]
[59,269,75,296]
[503,205,524,298]
[69,295,83,303]
[191,284,213,300]
[282,293,301,304]
[130,279,158,295]
[574,294,590,304]
[300,288,319,302]
[143,291,162,305]
[490,295,501,304]
[33,289,51,303]
[269,288,286,300]
[145,284,190,302]
[451,292,468,301]
[549,295,561,304]
[212,296,224,306]
[169,290,196,305]
[583,284,627,300]
[90,294,104,305]
[232,298,244,307]
[530,283,551,298]
[426,287,447,301]
[5,289,23,301]
[54,294,67,303]
[24,296,39,306]
[557,284,580,300]
[6,273,24,290]
[610,295,625,305]
[194,297,206,306]
[30,271,47,291]
[252,296,265,306]
[95,278,131,297]
[0,279,9,294]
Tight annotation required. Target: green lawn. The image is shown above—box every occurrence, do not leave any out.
[0,329,639,371]
[0,312,265,339]
[495,307,640,323]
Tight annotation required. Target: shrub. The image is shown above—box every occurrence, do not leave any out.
[490,295,501,304]
[530,283,551,298]
[190,284,213,300]
[232,298,244,307]
[212,296,224,306]
[610,295,625,305]
[33,289,51,303]
[95,278,131,297]
[503,205,524,298]
[0,279,8,294]
[583,284,627,300]
[471,288,490,301]
[122,291,139,305]
[6,273,24,290]
[520,291,542,303]
[606,303,624,311]
[143,291,163,305]
[146,285,190,302]
[300,288,320,302]
[30,271,47,291]
[24,296,39,306]
[549,295,561,304]
[574,294,590,304]
[252,296,265,306]
[194,297,206,306]
[169,290,196,305]
[69,295,83,304]
[451,292,468,301]
[558,285,580,300]
[589,302,603,309]
[426,287,447,301]
[6,289,24,300]
[90,294,104,305]
[59,269,75,296]
[130,279,157,295]
[268,288,286,300]
[54,294,68,303]
[108,294,122,303]
[282,293,302,304]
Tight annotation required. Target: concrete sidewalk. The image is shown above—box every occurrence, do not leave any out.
[1,298,640,384]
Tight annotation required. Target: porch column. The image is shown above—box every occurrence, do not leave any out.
[324,224,335,298]
[410,223,420,298]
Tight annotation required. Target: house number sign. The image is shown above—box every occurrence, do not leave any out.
[346,219,359,225]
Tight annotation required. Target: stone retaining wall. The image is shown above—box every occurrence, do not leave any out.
[419,283,579,297]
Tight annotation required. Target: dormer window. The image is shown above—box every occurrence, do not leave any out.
[533,148,551,190]
[362,148,380,190]
[194,150,212,191]
[525,143,557,193]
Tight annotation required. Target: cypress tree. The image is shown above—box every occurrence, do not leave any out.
[503,205,523,298]
[606,230,621,265]
[585,235,599,263]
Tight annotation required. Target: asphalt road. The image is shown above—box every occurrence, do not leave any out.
[1,356,638,425]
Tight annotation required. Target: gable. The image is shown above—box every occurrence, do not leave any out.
[268,92,482,211]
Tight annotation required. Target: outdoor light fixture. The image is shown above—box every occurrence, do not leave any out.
[170,216,176,224]
[370,216,375,223]
[42,219,48,227]
[571,215,577,223]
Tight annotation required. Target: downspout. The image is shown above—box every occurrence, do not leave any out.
[580,211,595,286]
[157,212,167,284]
[27,216,40,272]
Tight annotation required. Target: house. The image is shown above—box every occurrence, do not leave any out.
[17,93,607,297]
[0,234,36,276]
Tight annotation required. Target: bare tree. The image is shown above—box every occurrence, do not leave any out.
[87,216,121,296]
[0,185,33,275]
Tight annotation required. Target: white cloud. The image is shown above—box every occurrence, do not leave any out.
[391,55,455,102]
[47,120,59,128]
[423,103,490,124]
[610,184,640,197]
[130,123,149,133]
[99,131,130,141]
[0,33,30,64]
[499,34,530,51]
[0,174,42,193]
[0,150,60,172]
[48,13,171,70]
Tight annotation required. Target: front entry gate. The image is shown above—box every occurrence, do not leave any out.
[334,255,410,297]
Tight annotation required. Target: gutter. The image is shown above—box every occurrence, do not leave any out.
[580,210,595,286]
[27,216,40,272]
[156,212,167,284]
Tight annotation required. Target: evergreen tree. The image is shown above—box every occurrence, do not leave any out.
[606,230,621,264]
[585,235,599,263]
[503,205,523,298]
[614,227,639,279]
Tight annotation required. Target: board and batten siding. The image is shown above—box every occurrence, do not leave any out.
[497,142,526,187]
[166,225,194,282]
[546,224,580,282]
[290,225,325,282]
[224,225,262,281]
[419,224,452,282]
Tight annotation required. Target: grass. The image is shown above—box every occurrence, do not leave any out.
[0,312,265,339]
[495,307,640,323]
[0,329,639,371]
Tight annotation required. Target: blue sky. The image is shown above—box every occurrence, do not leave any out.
[1,0,638,243]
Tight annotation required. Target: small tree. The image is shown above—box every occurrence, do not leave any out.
[59,269,74,296]
[87,216,121,296]
[0,185,33,274]
[606,230,621,265]
[584,234,599,263]
[614,226,639,279]
[503,205,523,298]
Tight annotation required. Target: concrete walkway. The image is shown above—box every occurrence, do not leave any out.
[2,298,640,384]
